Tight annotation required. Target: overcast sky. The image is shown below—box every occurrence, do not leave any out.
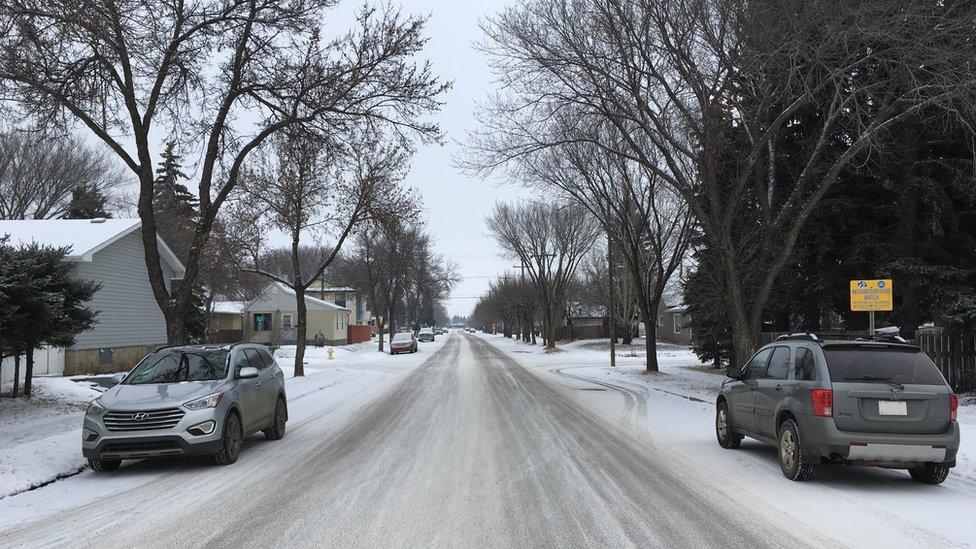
[377,0,531,317]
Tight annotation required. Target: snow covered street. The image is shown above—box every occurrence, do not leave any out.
[0,332,972,547]
[482,333,976,547]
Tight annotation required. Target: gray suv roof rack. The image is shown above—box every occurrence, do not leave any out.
[774,333,820,342]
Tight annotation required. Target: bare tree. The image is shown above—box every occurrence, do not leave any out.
[471,0,976,365]
[0,132,122,219]
[582,245,639,345]
[514,133,692,371]
[0,1,449,344]
[241,130,414,376]
[488,201,600,350]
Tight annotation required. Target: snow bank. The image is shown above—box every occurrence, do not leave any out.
[0,377,100,498]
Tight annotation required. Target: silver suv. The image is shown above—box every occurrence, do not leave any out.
[716,334,960,484]
[82,343,287,471]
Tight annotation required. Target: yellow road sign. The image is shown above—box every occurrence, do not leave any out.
[850,279,893,312]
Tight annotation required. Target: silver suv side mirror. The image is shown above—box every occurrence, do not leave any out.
[238,366,259,379]
[726,366,744,380]
[111,372,126,385]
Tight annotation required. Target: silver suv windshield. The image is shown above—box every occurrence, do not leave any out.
[125,348,230,384]
[823,345,945,386]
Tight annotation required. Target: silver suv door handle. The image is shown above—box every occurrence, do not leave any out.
[775,384,783,391]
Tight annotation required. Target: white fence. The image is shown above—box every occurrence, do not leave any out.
[0,347,65,384]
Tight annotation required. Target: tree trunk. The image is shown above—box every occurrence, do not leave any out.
[607,233,616,366]
[164,311,188,345]
[377,315,386,352]
[622,324,633,345]
[643,319,659,373]
[24,347,34,397]
[294,286,307,377]
[204,292,215,341]
[718,246,757,367]
[12,354,20,397]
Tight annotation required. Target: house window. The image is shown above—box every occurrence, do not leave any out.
[253,313,272,332]
[335,293,347,308]
[282,314,293,329]
[658,315,664,327]
[673,314,683,333]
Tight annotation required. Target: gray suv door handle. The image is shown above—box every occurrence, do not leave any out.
[775,384,783,391]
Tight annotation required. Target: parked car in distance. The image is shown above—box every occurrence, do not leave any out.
[390,331,418,354]
[434,327,445,335]
[83,344,287,472]
[716,334,959,484]
[418,327,435,342]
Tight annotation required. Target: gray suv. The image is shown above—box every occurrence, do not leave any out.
[82,343,287,471]
[716,334,960,484]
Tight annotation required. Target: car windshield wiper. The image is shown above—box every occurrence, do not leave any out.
[843,376,905,390]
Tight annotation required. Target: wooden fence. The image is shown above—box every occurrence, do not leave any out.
[555,324,610,341]
[917,328,976,393]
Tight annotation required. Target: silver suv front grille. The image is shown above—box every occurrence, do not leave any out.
[103,408,185,431]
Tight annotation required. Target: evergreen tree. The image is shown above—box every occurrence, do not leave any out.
[153,141,198,261]
[153,141,197,215]
[64,186,111,219]
[0,243,99,397]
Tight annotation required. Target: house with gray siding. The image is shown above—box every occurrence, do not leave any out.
[0,218,185,379]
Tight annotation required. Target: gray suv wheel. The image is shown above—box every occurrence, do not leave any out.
[716,401,742,449]
[909,463,950,485]
[778,419,814,481]
[263,398,287,440]
[213,412,243,466]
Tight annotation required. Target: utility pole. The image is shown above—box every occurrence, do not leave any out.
[513,263,527,282]
[607,233,616,368]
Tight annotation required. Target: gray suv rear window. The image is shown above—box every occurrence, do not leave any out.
[822,345,945,385]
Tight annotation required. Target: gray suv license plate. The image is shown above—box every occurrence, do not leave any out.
[878,400,908,416]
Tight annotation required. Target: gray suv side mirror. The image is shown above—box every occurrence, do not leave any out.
[726,366,743,380]
[111,372,126,385]
[238,366,259,379]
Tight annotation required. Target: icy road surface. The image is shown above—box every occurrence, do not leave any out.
[0,333,961,547]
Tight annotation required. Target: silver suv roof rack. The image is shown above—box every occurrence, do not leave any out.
[775,332,820,342]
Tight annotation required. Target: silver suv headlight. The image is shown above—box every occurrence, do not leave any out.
[184,393,224,410]
[86,399,106,416]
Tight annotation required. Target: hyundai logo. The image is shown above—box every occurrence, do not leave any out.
[132,412,150,421]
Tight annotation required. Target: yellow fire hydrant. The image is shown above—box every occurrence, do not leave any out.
[327,347,334,360]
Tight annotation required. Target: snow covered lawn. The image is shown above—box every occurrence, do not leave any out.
[0,377,101,498]
[0,336,442,502]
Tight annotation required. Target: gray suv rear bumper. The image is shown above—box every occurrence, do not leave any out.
[797,415,960,465]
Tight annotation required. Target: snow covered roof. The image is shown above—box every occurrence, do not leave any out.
[571,305,607,318]
[211,301,248,315]
[0,218,185,277]
[245,281,351,313]
[310,286,357,293]
[665,304,688,313]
